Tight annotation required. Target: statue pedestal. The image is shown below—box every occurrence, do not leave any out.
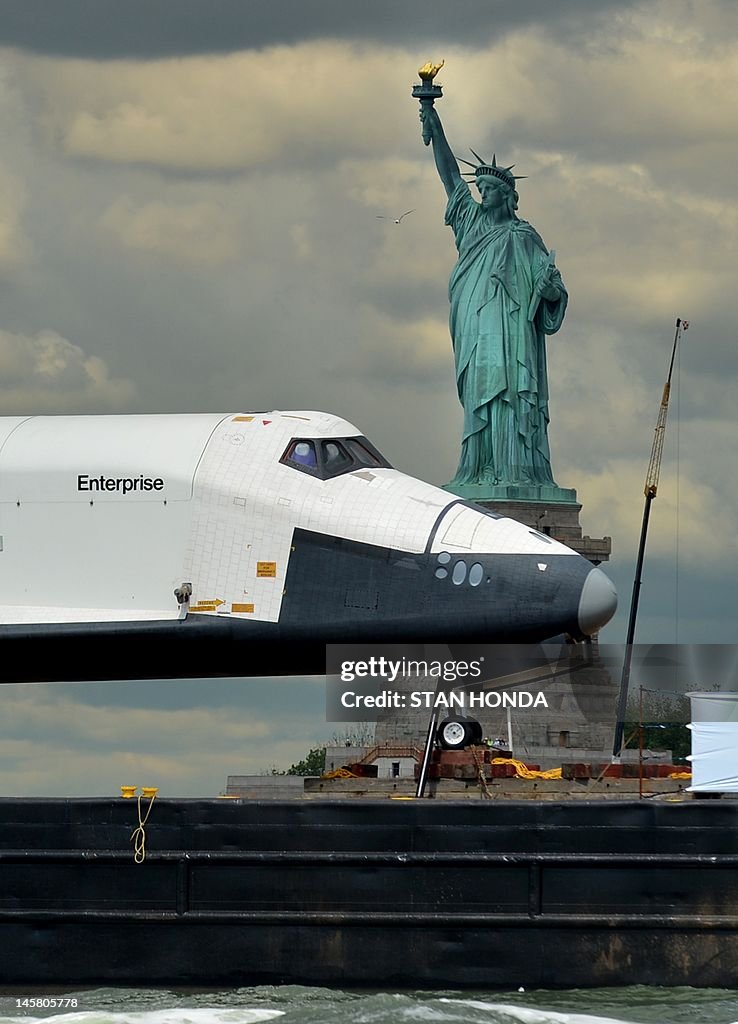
[445,486,612,566]
[444,481,577,503]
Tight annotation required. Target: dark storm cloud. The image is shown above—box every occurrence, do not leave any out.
[0,0,641,59]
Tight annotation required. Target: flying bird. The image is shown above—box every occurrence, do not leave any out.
[376,210,415,224]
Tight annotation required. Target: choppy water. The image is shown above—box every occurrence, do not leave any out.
[1,986,737,1024]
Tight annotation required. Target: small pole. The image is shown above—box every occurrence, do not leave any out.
[416,704,440,798]
[639,685,644,800]
[415,667,450,798]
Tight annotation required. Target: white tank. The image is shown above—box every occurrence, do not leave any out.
[687,691,738,793]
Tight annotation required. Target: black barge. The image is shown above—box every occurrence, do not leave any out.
[1,796,737,988]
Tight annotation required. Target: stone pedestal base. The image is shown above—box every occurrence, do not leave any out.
[475,497,611,565]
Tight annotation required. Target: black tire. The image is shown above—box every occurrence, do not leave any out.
[437,716,483,750]
[466,718,483,745]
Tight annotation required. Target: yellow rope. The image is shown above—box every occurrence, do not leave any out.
[491,757,563,780]
[130,791,157,863]
[321,767,359,779]
[491,759,690,781]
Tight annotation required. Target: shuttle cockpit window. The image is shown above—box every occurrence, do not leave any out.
[321,441,353,478]
[283,439,319,475]
[280,435,392,480]
[342,437,388,469]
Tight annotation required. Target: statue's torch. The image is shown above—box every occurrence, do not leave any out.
[412,60,444,146]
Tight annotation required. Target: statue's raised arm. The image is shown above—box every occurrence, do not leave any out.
[420,106,462,198]
[412,60,461,198]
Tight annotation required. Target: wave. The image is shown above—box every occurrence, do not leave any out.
[439,1000,639,1024]
[0,1010,285,1024]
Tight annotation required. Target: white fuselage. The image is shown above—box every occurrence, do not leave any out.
[0,410,583,626]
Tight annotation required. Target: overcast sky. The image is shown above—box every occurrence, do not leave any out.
[1,0,736,794]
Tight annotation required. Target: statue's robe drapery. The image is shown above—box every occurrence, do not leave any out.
[445,180,568,486]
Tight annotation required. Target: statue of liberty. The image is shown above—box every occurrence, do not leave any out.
[416,70,572,500]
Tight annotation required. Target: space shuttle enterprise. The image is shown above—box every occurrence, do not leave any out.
[0,411,616,682]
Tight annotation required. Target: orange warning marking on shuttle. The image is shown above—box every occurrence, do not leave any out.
[190,598,225,612]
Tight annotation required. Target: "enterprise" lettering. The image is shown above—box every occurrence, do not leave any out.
[77,474,164,494]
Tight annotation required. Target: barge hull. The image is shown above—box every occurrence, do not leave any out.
[1,798,736,988]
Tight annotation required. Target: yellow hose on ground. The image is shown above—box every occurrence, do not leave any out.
[490,757,563,780]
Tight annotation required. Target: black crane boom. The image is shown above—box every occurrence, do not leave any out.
[612,317,688,757]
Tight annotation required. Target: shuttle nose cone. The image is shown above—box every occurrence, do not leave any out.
[578,567,618,636]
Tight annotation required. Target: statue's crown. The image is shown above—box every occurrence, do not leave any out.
[457,150,526,190]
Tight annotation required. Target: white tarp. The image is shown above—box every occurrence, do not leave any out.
[687,692,738,792]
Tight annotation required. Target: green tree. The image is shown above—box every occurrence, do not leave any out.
[623,692,691,763]
[623,723,690,763]
[285,747,326,776]
[281,726,374,776]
